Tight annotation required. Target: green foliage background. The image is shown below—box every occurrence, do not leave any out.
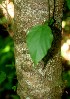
[0,1,19,98]
[0,35,20,99]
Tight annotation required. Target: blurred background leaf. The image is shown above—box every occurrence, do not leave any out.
[66,0,70,9]
[0,71,6,84]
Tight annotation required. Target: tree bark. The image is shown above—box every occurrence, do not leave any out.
[14,0,64,99]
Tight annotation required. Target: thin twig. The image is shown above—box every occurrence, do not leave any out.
[48,0,50,20]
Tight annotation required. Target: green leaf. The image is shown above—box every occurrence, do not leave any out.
[0,17,7,24]
[66,0,70,9]
[26,23,53,64]
[12,86,17,91]
[49,18,54,25]
[11,95,20,99]
[0,71,6,84]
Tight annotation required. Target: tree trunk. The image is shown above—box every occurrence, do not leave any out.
[14,0,64,99]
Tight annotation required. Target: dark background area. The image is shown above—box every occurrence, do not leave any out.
[0,24,20,99]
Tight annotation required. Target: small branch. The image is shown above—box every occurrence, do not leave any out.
[48,0,50,20]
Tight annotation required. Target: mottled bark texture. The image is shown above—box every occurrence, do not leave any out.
[14,0,64,99]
